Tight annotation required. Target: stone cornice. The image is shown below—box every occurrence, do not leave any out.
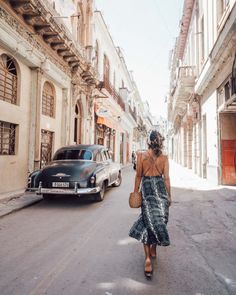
[0,5,71,76]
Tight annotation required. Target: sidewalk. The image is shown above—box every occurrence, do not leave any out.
[0,192,42,218]
[170,160,236,191]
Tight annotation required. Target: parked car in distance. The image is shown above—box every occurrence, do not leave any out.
[27,144,122,201]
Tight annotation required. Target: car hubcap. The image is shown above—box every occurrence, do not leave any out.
[100,184,105,199]
[115,175,121,185]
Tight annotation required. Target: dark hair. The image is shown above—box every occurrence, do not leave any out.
[147,130,165,156]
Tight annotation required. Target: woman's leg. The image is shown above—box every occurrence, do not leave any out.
[150,244,157,258]
[143,244,152,274]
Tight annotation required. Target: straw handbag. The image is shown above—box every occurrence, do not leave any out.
[129,191,142,208]
[129,152,142,208]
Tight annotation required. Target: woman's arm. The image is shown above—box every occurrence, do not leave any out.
[134,174,142,192]
[163,156,172,205]
[134,152,143,192]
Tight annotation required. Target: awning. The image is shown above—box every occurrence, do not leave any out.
[97,117,124,133]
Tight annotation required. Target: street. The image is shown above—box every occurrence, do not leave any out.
[0,163,236,295]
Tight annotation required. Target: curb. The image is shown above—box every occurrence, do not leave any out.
[0,190,25,204]
[0,193,42,219]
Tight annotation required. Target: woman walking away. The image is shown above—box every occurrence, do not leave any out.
[129,130,171,279]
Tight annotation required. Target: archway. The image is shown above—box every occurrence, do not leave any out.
[74,100,83,144]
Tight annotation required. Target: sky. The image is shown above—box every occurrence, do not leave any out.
[95,0,184,120]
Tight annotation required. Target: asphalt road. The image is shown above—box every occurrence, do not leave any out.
[0,167,236,295]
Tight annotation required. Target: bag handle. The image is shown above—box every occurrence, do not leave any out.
[137,152,143,176]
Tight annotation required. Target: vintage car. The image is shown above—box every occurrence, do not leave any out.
[27,144,122,201]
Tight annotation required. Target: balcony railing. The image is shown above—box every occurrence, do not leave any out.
[103,77,125,111]
[177,66,195,79]
[129,105,137,122]
[172,66,195,108]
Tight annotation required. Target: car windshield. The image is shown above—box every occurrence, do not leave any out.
[53,149,93,161]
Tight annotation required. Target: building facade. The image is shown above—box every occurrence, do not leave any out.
[168,0,236,185]
[0,0,153,196]
[92,10,152,163]
[0,0,97,196]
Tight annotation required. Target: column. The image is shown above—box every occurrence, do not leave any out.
[28,68,43,172]
[187,119,193,169]
[61,88,68,146]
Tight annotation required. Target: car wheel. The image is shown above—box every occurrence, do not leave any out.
[112,172,122,187]
[95,182,105,202]
[42,194,52,200]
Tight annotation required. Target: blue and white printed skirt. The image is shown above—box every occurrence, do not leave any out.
[129,176,170,246]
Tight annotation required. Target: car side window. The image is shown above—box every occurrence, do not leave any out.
[102,151,108,161]
[105,150,111,160]
[95,152,102,162]
[81,150,92,160]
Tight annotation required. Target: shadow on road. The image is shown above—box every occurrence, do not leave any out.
[36,187,115,210]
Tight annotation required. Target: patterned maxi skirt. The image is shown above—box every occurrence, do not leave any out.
[129,176,170,246]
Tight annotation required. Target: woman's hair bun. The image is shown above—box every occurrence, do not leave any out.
[147,130,165,156]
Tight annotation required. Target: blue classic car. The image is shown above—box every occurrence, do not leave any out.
[27,144,122,201]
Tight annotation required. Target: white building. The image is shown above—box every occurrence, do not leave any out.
[0,0,97,196]
[168,0,236,185]
[0,0,155,197]
[92,10,151,163]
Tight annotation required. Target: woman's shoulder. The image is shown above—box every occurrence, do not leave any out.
[136,150,148,157]
[159,153,169,161]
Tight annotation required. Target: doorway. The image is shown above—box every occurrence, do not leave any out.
[40,130,53,168]
[74,102,82,144]
[120,133,124,164]
[202,114,207,178]
[220,113,236,185]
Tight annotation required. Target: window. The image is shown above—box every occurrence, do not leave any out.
[103,55,110,82]
[0,121,17,155]
[224,81,230,101]
[95,152,102,162]
[42,81,55,117]
[71,4,84,44]
[105,150,111,159]
[0,54,17,104]
[53,149,93,161]
[95,40,99,70]
[102,150,109,161]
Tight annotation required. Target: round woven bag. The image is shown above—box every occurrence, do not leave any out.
[129,192,142,208]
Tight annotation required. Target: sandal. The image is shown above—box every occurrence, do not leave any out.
[144,259,153,279]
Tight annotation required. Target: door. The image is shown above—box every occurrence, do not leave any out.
[40,130,53,168]
[221,140,236,185]
[101,150,111,184]
[202,115,207,178]
[120,133,124,164]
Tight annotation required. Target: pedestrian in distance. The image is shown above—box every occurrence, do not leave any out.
[132,150,136,170]
[129,130,171,279]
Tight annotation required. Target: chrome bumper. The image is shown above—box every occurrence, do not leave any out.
[28,182,100,195]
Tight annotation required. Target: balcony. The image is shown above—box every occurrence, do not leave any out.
[103,77,125,111]
[5,0,97,85]
[129,105,137,122]
[171,66,195,118]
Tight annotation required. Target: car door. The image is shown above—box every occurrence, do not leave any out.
[106,149,118,182]
[101,149,112,184]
